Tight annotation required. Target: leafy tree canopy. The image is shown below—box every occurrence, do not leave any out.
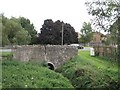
[1,14,37,46]
[19,17,37,44]
[85,0,119,32]
[79,22,93,44]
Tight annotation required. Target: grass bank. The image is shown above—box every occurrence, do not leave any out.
[56,50,119,88]
[2,60,73,88]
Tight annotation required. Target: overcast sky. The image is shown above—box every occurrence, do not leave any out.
[1,0,94,33]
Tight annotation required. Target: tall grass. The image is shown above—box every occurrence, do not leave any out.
[56,51,120,88]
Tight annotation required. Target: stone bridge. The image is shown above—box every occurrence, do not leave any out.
[13,45,78,70]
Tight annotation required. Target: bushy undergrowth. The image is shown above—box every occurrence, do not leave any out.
[56,51,120,89]
[2,60,73,88]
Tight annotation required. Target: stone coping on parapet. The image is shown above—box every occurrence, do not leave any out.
[12,45,78,49]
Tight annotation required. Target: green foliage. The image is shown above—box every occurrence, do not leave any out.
[85,0,119,31]
[85,0,120,60]
[118,17,120,61]
[2,60,73,88]
[15,29,31,45]
[1,14,37,46]
[105,20,118,46]
[2,34,10,46]
[19,17,37,44]
[79,22,93,44]
[56,51,120,88]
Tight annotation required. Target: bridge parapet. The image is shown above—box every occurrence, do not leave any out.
[13,45,78,69]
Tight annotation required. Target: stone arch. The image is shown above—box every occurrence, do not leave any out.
[47,62,55,70]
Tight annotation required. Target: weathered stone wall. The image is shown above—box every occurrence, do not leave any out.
[13,45,78,68]
[13,45,45,62]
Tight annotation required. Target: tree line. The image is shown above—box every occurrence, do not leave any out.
[1,14,37,46]
[1,14,78,46]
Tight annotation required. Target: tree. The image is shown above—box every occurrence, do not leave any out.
[2,15,20,45]
[85,0,120,60]
[38,19,78,45]
[85,0,119,31]
[106,19,118,45]
[19,17,37,44]
[79,22,93,45]
[7,18,22,44]
[1,14,32,46]
[14,29,31,45]
[1,14,10,46]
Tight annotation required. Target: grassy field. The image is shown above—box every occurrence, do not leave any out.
[56,50,119,88]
